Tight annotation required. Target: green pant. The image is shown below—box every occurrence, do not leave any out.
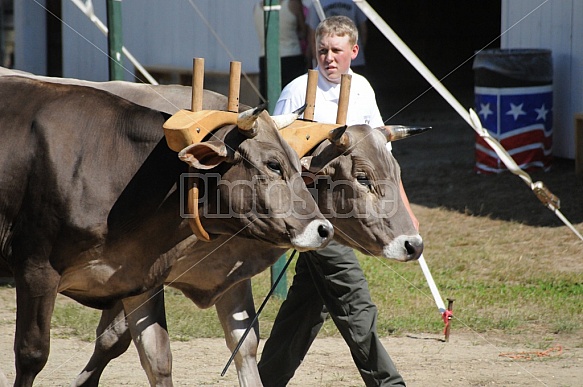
[258,241,406,387]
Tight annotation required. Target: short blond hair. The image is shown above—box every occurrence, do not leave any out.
[315,15,359,46]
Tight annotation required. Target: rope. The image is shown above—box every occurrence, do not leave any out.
[499,345,563,360]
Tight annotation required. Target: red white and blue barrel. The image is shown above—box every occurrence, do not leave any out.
[473,49,553,174]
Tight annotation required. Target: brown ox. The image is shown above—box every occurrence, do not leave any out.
[0,75,333,387]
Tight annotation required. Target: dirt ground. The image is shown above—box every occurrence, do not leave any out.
[0,288,581,387]
[1,92,583,386]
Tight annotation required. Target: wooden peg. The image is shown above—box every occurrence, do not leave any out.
[304,69,318,121]
[191,58,204,112]
[228,61,241,113]
[336,73,351,125]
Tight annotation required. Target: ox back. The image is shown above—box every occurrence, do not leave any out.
[0,76,188,309]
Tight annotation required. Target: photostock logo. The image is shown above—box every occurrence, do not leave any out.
[307,175,400,219]
[179,172,318,220]
[179,172,401,220]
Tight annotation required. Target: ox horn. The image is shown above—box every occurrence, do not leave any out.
[271,104,307,130]
[328,125,351,150]
[237,104,267,138]
[376,125,431,142]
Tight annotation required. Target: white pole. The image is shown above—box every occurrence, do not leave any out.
[311,0,326,22]
[418,254,446,313]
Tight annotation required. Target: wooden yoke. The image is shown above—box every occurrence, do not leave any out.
[279,71,350,157]
[162,58,242,242]
[163,59,238,152]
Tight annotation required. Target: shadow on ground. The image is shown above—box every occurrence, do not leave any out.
[380,88,583,227]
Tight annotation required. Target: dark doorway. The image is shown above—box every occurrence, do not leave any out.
[364,1,501,118]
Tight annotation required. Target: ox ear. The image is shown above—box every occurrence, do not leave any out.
[178,141,229,170]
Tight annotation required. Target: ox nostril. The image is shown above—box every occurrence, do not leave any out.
[405,240,423,260]
[318,224,331,239]
[404,241,414,255]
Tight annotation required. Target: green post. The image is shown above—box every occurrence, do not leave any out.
[106,0,123,80]
[264,0,281,113]
[264,0,287,298]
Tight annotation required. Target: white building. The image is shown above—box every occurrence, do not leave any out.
[501,0,583,158]
[7,1,583,159]
[14,0,261,104]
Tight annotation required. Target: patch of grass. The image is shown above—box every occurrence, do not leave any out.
[359,215,583,338]
[164,288,225,340]
[551,319,579,334]
[49,250,582,343]
[48,205,582,344]
[51,299,100,341]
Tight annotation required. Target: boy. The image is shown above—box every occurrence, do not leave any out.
[257,16,412,387]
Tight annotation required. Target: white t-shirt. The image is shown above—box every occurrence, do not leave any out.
[274,68,391,150]
[274,68,383,126]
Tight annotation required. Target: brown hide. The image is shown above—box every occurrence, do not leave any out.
[0,76,331,387]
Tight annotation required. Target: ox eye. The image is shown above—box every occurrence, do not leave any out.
[267,160,283,175]
[356,174,372,189]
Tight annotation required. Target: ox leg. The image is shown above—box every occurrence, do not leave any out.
[13,266,60,387]
[215,279,261,387]
[122,286,173,387]
[72,301,132,386]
